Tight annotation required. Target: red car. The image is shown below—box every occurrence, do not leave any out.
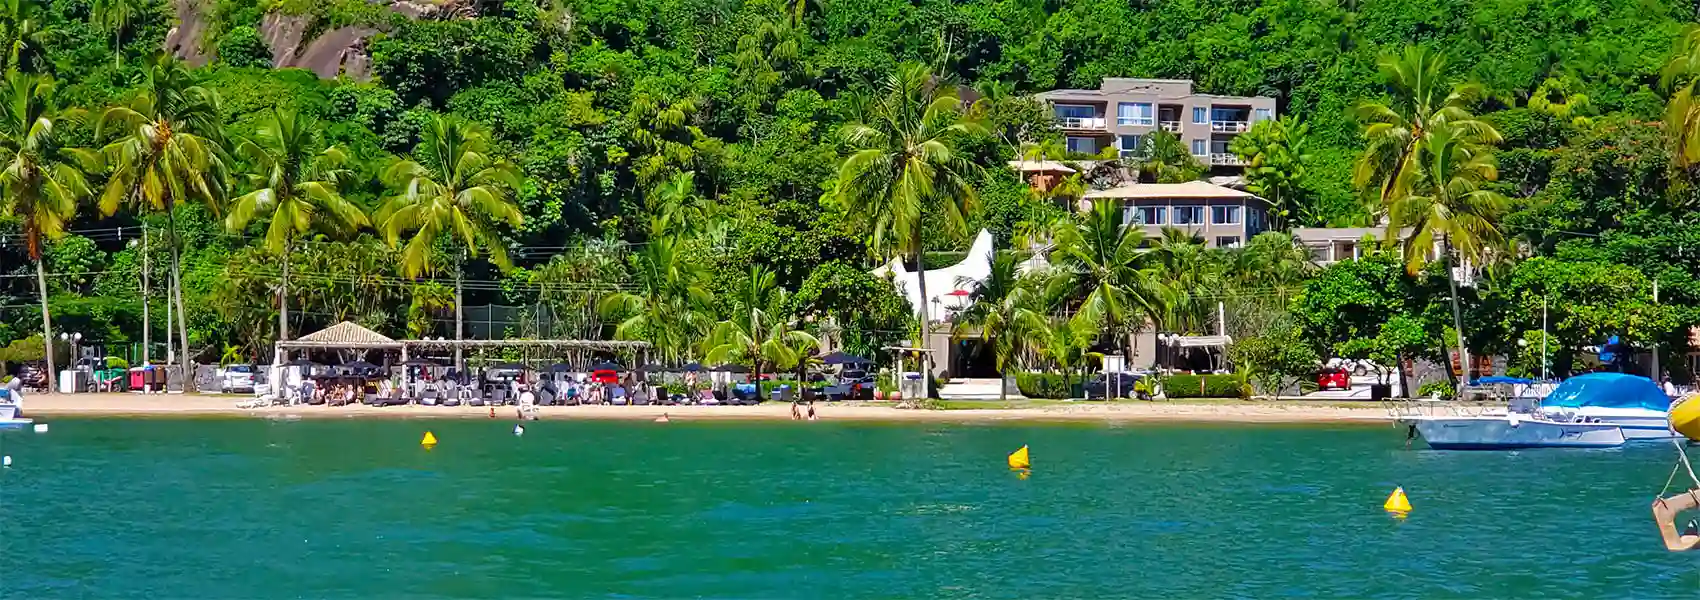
[1316,368,1351,391]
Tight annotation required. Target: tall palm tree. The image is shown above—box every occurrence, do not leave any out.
[1149,228,1222,334]
[952,252,1032,401]
[598,233,712,363]
[1385,120,1508,383]
[703,265,820,386]
[90,0,147,68]
[376,114,521,370]
[99,53,228,384]
[224,107,369,356]
[835,62,987,382]
[1353,46,1497,210]
[1046,198,1165,353]
[0,73,97,395]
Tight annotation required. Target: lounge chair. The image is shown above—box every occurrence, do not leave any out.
[697,389,719,405]
[609,386,628,405]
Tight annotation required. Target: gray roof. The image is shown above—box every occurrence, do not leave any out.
[295,321,398,346]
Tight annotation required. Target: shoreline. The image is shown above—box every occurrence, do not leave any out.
[16,393,1398,424]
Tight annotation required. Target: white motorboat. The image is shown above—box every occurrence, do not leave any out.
[1536,373,1679,441]
[0,402,33,428]
[1411,413,1626,450]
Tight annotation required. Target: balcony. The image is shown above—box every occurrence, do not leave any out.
[1055,116,1108,131]
[1210,120,1249,133]
[1209,153,1246,166]
[1159,121,1182,132]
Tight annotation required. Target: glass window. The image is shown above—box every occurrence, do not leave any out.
[1212,205,1241,225]
[1125,206,1165,226]
[1190,139,1207,156]
[1254,108,1273,122]
[1215,236,1242,248]
[1116,102,1153,126]
[1118,135,1144,158]
[1054,104,1096,119]
[1173,206,1204,225]
[1192,107,1207,124]
[1065,136,1097,154]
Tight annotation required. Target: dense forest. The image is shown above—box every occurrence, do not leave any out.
[4,0,1700,395]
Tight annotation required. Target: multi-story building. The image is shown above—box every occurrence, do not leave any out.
[1083,181,1270,249]
[1034,78,1277,167]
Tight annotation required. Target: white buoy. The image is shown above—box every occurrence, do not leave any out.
[3,455,11,467]
[513,425,524,436]
[32,423,47,433]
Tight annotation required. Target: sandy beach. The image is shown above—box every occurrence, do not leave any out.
[16,393,1399,424]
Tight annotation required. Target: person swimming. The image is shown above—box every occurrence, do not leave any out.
[655,413,670,423]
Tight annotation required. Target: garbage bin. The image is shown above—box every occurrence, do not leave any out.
[1370,383,1392,402]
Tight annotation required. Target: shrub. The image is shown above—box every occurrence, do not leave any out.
[1016,372,1072,399]
[1160,374,1244,398]
[1417,380,1456,400]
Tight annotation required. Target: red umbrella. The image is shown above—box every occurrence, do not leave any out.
[946,289,972,297]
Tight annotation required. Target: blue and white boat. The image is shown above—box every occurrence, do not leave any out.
[1411,413,1627,450]
[1537,373,1679,441]
[0,403,33,429]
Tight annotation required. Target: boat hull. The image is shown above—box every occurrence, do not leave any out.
[1414,417,1626,450]
[1539,407,1679,441]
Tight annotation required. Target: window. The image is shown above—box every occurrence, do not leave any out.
[1192,107,1207,124]
[1254,108,1273,122]
[1215,236,1242,248]
[1065,136,1097,155]
[1212,205,1241,225]
[1173,206,1204,225]
[1190,139,1207,156]
[1125,205,1165,226]
[1054,104,1096,119]
[1247,208,1265,235]
[1117,102,1153,126]
[1118,135,1144,158]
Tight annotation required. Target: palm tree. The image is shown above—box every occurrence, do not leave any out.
[1018,312,1092,392]
[0,0,58,74]
[1385,120,1508,383]
[89,0,146,68]
[951,252,1032,401]
[1229,117,1313,229]
[835,62,987,384]
[376,114,521,371]
[1149,228,1222,334]
[99,53,229,384]
[224,107,369,356]
[1352,46,1497,210]
[1046,197,1165,354]
[0,73,97,395]
[1663,25,1700,169]
[598,233,712,362]
[703,266,820,387]
[1134,130,1204,183]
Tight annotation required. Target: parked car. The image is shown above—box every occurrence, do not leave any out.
[220,364,256,394]
[1084,372,1142,400]
[1316,367,1351,391]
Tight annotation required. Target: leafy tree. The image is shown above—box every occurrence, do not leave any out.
[88,0,146,68]
[951,252,1031,400]
[376,114,521,369]
[598,234,711,362]
[1133,129,1203,183]
[1148,227,1221,335]
[0,73,96,393]
[1230,116,1314,228]
[1045,198,1164,350]
[224,107,369,351]
[834,62,986,356]
[99,53,230,379]
[704,265,819,384]
[0,0,57,74]
[1227,320,1319,397]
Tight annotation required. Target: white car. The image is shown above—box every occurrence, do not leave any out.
[220,364,255,394]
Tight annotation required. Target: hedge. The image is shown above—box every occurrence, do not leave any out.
[1015,372,1075,399]
[1160,374,1243,398]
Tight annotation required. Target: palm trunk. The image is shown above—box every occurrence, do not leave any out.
[912,248,930,404]
[167,207,193,392]
[1443,236,1468,388]
[35,255,56,394]
[454,252,465,372]
[274,242,291,382]
[113,30,122,69]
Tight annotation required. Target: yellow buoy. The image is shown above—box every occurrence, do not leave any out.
[1008,445,1030,470]
[421,431,438,447]
[1384,486,1412,514]
[1672,394,1700,442]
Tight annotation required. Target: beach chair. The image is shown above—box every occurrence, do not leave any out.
[609,386,628,405]
[697,389,720,405]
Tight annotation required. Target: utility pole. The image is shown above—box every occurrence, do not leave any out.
[140,224,150,367]
[1541,296,1548,382]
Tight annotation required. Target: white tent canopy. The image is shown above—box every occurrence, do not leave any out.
[871,229,996,324]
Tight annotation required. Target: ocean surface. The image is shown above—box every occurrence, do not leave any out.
[3,417,1699,599]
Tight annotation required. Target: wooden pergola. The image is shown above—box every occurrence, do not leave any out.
[276,321,652,369]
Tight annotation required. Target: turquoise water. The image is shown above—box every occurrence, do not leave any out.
[3,418,1699,598]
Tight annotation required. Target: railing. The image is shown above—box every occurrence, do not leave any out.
[1159,121,1182,132]
[1055,116,1108,130]
[1209,153,1245,166]
[1210,120,1249,133]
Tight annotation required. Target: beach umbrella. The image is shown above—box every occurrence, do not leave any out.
[490,362,528,371]
[282,358,321,368]
[682,361,703,372]
[544,362,575,373]
[639,363,671,373]
[712,363,750,374]
[401,358,438,367]
[590,360,623,371]
[340,360,381,371]
[820,351,870,365]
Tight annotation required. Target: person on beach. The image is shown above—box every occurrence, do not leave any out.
[1653,490,1700,551]
[806,402,817,421]
[3,375,22,417]
[791,401,802,420]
